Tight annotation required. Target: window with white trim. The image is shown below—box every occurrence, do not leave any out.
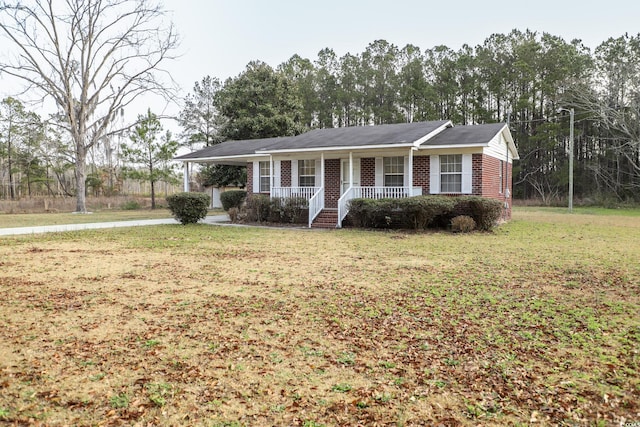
[440,154,462,193]
[259,161,270,192]
[499,160,504,193]
[383,156,404,187]
[298,159,316,187]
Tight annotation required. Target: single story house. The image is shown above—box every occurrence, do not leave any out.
[175,120,519,228]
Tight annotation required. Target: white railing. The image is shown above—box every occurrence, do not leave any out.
[336,186,423,228]
[337,186,355,227]
[307,187,324,228]
[353,186,422,199]
[271,186,320,199]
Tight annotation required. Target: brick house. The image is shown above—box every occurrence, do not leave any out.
[175,120,519,228]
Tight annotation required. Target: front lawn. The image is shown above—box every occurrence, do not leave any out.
[0,208,638,425]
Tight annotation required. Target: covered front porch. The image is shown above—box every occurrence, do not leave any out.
[264,151,423,228]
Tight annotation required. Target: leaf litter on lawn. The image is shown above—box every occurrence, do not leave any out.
[0,212,638,426]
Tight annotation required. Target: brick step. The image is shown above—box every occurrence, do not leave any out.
[311,209,339,229]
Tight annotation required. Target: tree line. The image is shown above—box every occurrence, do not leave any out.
[2,21,639,205]
[180,30,640,204]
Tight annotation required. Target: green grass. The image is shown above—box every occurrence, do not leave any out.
[0,207,638,425]
[516,205,640,216]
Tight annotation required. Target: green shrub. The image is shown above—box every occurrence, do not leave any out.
[454,196,503,231]
[346,198,368,227]
[243,196,308,224]
[245,194,271,222]
[451,215,476,233]
[166,192,210,225]
[220,190,247,211]
[121,200,141,210]
[346,198,396,228]
[280,196,308,224]
[397,196,456,229]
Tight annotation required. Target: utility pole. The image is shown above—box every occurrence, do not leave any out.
[558,108,574,213]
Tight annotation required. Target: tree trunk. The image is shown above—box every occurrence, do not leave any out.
[151,180,156,209]
[75,146,88,213]
[8,120,14,200]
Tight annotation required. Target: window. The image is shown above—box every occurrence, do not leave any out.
[298,160,316,187]
[499,160,504,193]
[383,156,404,187]
[259,161,270,192]
[440,154,462,193]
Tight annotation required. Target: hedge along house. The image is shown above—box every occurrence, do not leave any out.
[175,120,519,228]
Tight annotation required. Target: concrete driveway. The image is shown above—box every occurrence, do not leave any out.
[0,215,230,236]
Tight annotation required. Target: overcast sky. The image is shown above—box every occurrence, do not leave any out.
[163,0,639,86]
[1,0,639,128]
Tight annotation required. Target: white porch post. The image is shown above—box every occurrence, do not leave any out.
[408,148,414,195]
[183,162,189,192]
[321,153,325,188]
[269,155,273,192]
[349,152,353,188]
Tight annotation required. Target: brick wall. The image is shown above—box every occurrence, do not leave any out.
[246,161,253,194]
[412,155,429,193]
[281,160,291,187]
[472,154,483,196]
[361,158,375,186]
[324,158,341,208]
[478,154,512,220]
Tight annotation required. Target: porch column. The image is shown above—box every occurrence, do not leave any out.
[269,155,274,191]
[183,162,189,192]
[349,152,353,188]
[408,148,414,195]
[321,153,325,188]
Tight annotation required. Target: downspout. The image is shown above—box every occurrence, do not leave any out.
[504,139,510,220]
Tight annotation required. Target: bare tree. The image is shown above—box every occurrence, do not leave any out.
[0,0,179,212]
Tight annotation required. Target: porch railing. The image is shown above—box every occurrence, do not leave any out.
[271,186,320,199]
[353,186,422,199]
[336,186,423,228]
[307,187,324,228]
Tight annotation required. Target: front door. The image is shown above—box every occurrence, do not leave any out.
[341,158,361,195]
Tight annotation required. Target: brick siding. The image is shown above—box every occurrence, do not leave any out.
[324,158,340,208]
[412,155,430,193]
[246,161,253,194]
[477,154,512,220]
[281,160,291,187]
[360,158,375,186]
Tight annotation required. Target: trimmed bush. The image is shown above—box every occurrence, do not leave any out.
[220,190,247,211]
[347,198,396,228]
[166,192,210,225]
[451,215,476,233]
[243,195,308,224]
[346,198,368,228]
[397,196,456,229]
[347,195,503,231]
[245,194,271,222]
[280,196,308,224]
[454,196,503,231]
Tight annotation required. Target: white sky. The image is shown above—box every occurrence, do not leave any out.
[163,0,639,85]
[2,0,639,130]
